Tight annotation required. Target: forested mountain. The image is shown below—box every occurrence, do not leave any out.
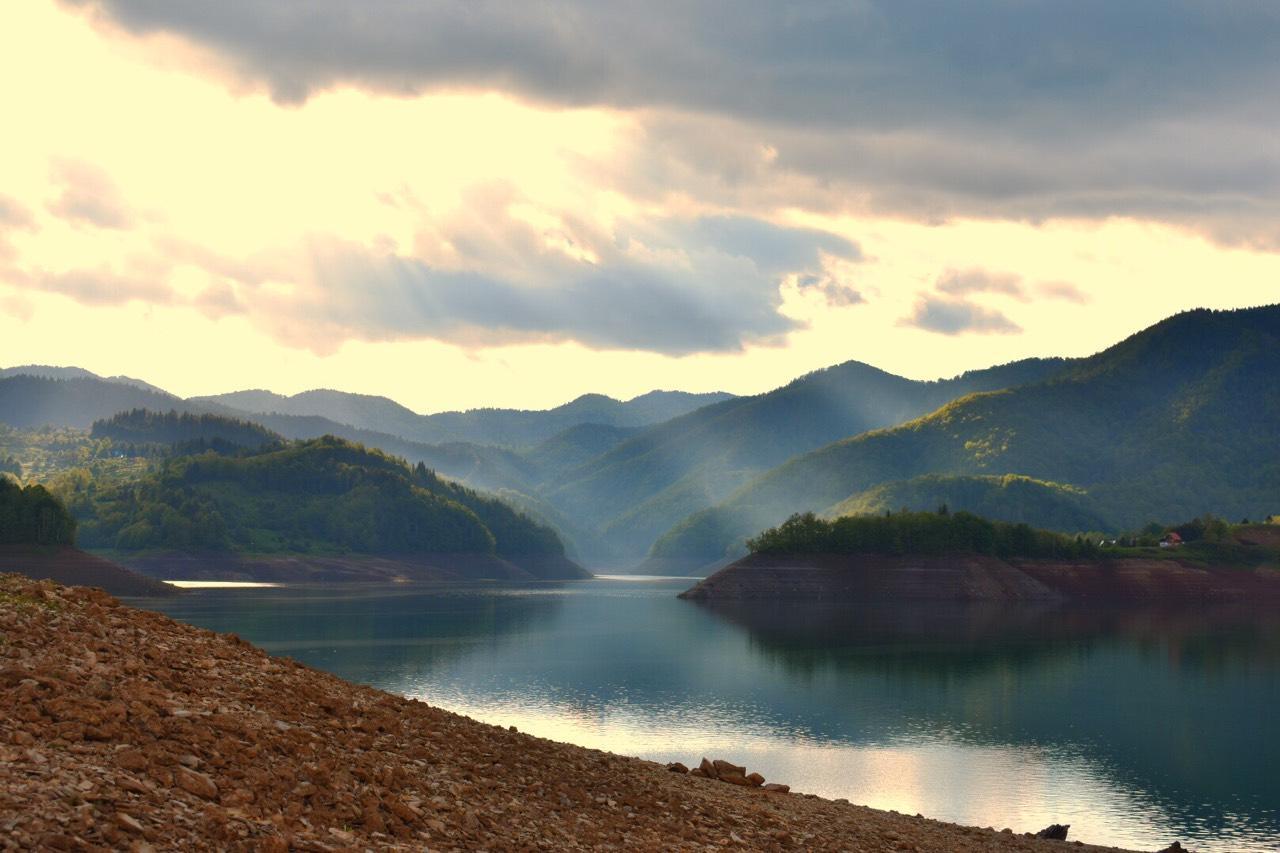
[69,436,584,578]
[91,410,283,451]
[653,306,1280,562]
[194,388,734,448]
[545,357,1069,558]
[0,375,190,429]
[0,365,168,395]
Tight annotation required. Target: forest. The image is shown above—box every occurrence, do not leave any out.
[747,509,1098,559]
[71,436,567,560]
[0,477,77,546]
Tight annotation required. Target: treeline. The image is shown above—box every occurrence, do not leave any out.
[75,436,565,559]
[747,509,1098,559]
[0,478,76,546]
[91,409,282,451]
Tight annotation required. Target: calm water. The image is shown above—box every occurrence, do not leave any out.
[129,576,1280,852]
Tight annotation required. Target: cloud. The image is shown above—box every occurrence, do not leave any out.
[8,194,861,354]
[255,209,860,354]
[47,159,134,229]
[1037,280,1090,304]
[796,273,863,308]
[901,296,1021,336]
[0,195,34,230]
[37,266,173,306]
[935,268,1026,300]
[63,1,1280,244]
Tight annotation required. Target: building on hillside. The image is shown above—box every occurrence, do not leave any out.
[1159,531,1183,548]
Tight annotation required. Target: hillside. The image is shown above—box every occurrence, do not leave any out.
[0,574,1135,851]
[0,375,190,430]
[70,436,587,580]
[654,306,1280,562]
[91,409,283,451]
[546,357,1068,559]
[830,475,1112,533]
[195,387,734,448]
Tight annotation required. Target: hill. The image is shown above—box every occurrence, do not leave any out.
[91,409,283,451]
[194,388,734,448]
[71,436,586,580]
[545,357,1069,559]
[829,474,1112,533]
[0,375,190,430]
[1,475,175,595]
[654,306,1280,562]
[0,365,169,395]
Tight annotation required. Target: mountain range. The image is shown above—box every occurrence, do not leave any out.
[3,304,1278,568]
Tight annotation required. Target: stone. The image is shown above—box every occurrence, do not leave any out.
[712,759,745,777]
[763,783,790,794]
[666,762,689,774]
[718,771,752,786]
[698,757,718,779]
[746,772,765,786]
[174,767,219,800]
[1035,824,1070,840]
[116,750,148,772]
[1155,844,1188,853]
[115,812,145,834]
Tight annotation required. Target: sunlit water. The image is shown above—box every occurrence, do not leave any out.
[129,576,1280,851]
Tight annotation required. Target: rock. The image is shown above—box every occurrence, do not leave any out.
[1155,844,1189,853]
[173,766,219,800]
[115,749,148,772]
[699,757,718,779]
[745,772,765,786]
[666,762,689,773]
[719,771,752,787]
[712,759,745,777]
[114,812,145,834]
[762,783,790,794]
[1035,824,1070,840]
[689,767,708,778]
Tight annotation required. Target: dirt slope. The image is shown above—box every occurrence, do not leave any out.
[0,546,176,597]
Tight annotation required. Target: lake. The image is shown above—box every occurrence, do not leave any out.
[128,575,1280,852]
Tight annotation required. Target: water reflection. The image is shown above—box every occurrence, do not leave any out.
[133,579,1280,852]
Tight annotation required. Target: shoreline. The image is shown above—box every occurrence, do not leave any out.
[1,573,1157,851]
[680,552,1280,602]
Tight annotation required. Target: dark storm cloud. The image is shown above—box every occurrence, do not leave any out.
[901,296,1021,336]
[63,1,1280,242]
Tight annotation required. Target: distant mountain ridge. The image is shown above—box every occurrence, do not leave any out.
[192,387,735,448]
[653,306,1280,562]
[544,356,1071,557]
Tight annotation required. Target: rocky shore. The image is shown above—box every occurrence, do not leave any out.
[0,573,1159,851]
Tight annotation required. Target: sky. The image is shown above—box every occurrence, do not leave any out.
[1,1,1278,413]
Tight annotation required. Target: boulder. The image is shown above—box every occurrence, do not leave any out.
[666,762,689,774]
[745,772,765,786]
[762,783,790,794]
[712,759,745,777]
[718,771,752,787]
[698,757,718,779]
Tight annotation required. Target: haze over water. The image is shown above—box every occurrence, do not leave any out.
[133,576,1280,852]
